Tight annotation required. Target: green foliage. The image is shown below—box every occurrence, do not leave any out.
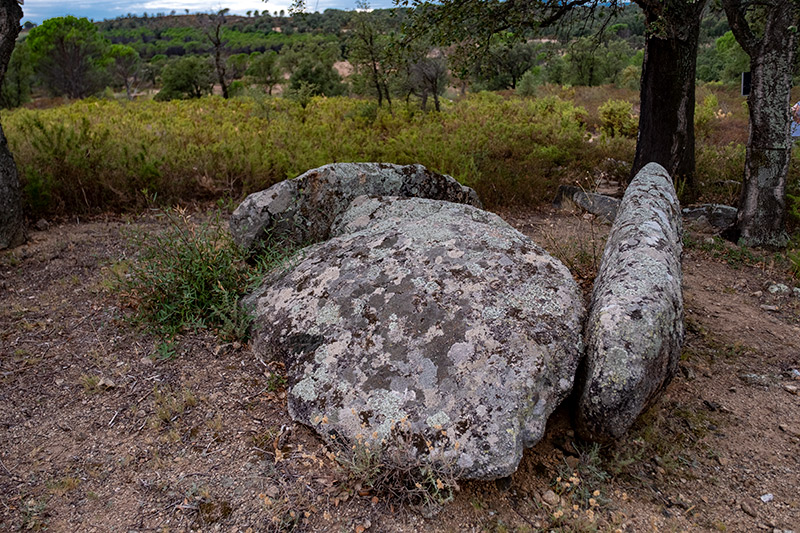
[617,64,640,91]
[471,40,543,91]
[715,31,749,84]
[228,80,246,97]
[695,92,719,140]
[155,56,214,100]
[27,16,111,98]
[13,113,116,217]
[227,52,250,79]
[247,51,282,95]
[108,44,141,98]
[563,37,634,87]
[516,67,543,97]
[0,41,33,108]
[2,88,762,216]
[597,99,638,138]
[120,207,291,341]
[696,142,746,205]
[288,58,346,98]
[285,80,317,108]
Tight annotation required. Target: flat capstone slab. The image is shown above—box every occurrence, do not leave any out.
[246,197,585,480]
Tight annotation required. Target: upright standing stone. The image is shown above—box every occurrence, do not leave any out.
[575,163,684,441]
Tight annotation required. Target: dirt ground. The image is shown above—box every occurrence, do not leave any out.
[1,207,798,533]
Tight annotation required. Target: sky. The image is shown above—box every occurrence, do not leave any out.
[22,0,397,25]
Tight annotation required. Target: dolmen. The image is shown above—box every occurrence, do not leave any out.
[232,161,684,480]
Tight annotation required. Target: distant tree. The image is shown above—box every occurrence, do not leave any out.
[22,20,34,30]
[227,52,249,79]
[281,37,345,96]
[563,36,633,86]
[472,39,540,90]
[1,40,33,108]
[143,53,168,86]
[348,1,395,107]
[721,0,800,247]
[410,53,448,111]
[108,43,141,99]
[155,55,214,100]
[398,41,448,111]
[27,16,111,98]
[247,50,282,94]
[0,0,25,250]
[715,31,748,84]
[288,57,345,97]
[199,9,230,98]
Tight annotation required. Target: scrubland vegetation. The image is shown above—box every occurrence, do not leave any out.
[6,83,793,221]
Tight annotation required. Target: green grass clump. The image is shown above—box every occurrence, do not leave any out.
[120,206,290,342]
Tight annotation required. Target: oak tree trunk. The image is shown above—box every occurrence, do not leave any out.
[0,0,24,250]
[632,0,708,201]
[722,0,800,247]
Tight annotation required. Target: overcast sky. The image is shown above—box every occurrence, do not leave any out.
[23,0,397,25]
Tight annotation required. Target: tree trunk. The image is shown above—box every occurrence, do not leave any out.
[722,0,800,247]
[0,0,24,250]
[215,47,228,99]
[632,0,707,201]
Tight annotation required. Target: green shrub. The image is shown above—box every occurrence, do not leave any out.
[120,207,291,341]
[695,92,720,140]
[516,67,543,97]
[695,142,745,205]
[597,99,638,138]
[4,89,756,213]
[4,94,592,211]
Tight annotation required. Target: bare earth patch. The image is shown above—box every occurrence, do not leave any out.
[1,208,798,532]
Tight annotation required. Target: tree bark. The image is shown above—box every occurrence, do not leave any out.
[632,0,707,201]
[0,0,24,250]
[721,0,800,247]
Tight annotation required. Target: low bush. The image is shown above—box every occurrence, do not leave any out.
[597,99,638,138]
[4,86,794,215]
[119,207,291,342]
[3,93,590,213]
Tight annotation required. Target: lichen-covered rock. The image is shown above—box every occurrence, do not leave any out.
[682,204,737,232]
[575,162,684,442]
[230,162,481,252]
[553,185,620,223]
[246,197,584,480]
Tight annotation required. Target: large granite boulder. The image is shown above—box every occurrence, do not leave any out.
[246,196,585,480]
[574,163,684,442]
[230,162,481,252]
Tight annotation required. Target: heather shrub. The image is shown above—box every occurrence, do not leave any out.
[2,85,774,214]
[597,99,638,138]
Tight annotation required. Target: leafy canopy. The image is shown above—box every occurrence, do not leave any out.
[26,16,111,99]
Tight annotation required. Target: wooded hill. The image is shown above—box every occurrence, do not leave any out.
[2,4,753,110]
